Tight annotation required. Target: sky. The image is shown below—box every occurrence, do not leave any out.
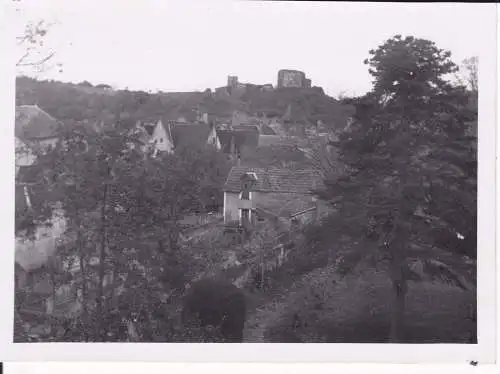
[11,0,491,97]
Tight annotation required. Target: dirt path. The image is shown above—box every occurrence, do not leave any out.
[242,265,339,342]
[243,279,298,342]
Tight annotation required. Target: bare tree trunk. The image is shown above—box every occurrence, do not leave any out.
[95,182,108,340]
[76,218,89,341]
[389,267,408,343]
[49,260,57,315]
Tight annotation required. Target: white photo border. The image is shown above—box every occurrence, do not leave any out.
[0,0,496,364]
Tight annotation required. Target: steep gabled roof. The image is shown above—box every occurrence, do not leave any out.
[216,129,259,154]
[223,166,323,194]
[261,124,276,135]
[170,123,212,149]
[15,105,61,141]
[216,130,234,154]
[142,123,156,136]
[234,129,259,150]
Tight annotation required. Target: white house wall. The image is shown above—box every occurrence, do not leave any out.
[26,137,59,155]
[207,127,222,150]
[15,138,36,175]
[224,192,242,223]
[223,190,326,225]
[15,209,68,272]
[151,121,174,154]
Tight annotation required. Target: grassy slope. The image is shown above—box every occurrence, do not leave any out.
[259,267,475,343]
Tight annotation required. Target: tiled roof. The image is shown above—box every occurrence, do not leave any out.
[217,129,259,154]
[233,124,260,133]
[223,166,323,193]
[142,123,155,136]
[261,124,276,135]
[254,193,316,218]
[170,123,212,149]
[258,135,299,148]
[15,105,61,141]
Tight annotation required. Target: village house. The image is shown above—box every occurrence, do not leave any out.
[15,104,69,219]
[231,110,262,128]
[15,193,115,338]
[222,166,327,230]
[133,121,156,143]
[15,105,62,155]
[15,205,79,319]
[216,125,259,162]
[15,137,36,176]
[15,158,82,329]
[14,105,91,336]
[148,119,221,157]
[257,134,300,148]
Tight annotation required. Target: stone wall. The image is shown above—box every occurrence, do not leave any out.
[277,70,310,88]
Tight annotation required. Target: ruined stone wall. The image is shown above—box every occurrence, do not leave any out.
[277,70,308,88]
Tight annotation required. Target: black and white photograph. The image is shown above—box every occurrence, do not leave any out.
[1,0,496,364]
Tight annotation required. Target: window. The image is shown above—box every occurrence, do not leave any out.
[240,208,250,226]
[241,189,250,200]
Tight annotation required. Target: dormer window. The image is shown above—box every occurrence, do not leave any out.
[240,171,257,200]
[240,188,250,200]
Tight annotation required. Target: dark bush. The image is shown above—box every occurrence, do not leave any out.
[182,278,247,342]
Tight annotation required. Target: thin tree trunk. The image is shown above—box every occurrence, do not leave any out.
[95,182,108,340]
[49,261,56,316]
[389,270,408,343]
[76,218,89,341]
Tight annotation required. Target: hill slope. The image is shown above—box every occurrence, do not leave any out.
[15,77,354,131]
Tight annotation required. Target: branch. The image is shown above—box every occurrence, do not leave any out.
[17,51,56,67]
[406,257,475,291]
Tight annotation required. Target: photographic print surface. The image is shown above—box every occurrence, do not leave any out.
[3,0,496,363]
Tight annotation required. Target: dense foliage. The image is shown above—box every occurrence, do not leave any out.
[182,278,247,342]
[15,121,233,341]
[313,35,477,341]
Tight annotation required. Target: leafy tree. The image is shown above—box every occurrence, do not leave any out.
[171,146,232,212]
[78,81,94,87]
[315,35,476,342]
[25,121,234,341]
[456,57,478,93]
